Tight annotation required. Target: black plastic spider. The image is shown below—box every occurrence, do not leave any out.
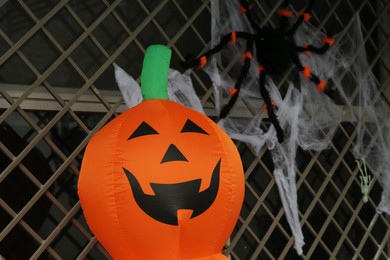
[181,0,334,143]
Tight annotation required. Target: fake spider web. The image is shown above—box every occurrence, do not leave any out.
[200,0,390,255]
[336,17,390,215]
[114,64,205,114]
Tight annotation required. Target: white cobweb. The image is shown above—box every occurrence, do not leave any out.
[200,0,390,255]
[114,64,205,114]
[333,16,390,214]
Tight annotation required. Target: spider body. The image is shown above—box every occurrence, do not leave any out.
[255,27,294,75]
[181,0,334,143]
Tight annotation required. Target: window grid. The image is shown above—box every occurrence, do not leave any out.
[0,0,389,259]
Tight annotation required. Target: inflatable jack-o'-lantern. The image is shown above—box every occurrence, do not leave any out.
[78,45,245,259]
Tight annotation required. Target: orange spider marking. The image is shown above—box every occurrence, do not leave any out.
[263,102,278,112]
[239,4,253,13]
[241,51,253,61]
[298,11,311,21]
[316,80,326,92]
[302,66,312,78]
[303,44,312,56]
[258,65,266,73]
[278,9,292,17]
[230,31,237,44]
[322,36,335,46]
[199,56,207,68]
[229,87,238,97]
[239,5,247,13]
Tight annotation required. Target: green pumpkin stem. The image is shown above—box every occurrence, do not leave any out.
[141,45,171,100]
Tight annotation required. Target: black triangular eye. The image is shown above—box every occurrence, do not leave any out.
[180,119,209,135]
[128,121,159,140]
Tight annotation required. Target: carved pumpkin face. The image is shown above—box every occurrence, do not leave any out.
[79,44,244,260]
[123,116,221,226]
[78,99,244,259]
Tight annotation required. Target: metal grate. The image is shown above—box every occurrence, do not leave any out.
[0,0,389,259]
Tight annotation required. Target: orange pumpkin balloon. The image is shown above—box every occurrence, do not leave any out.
[78,45,244,259]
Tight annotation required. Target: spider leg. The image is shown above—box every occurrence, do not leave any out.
[277,0,293,32]
[238,0,261,32]
[259,68,285,143]
[181,31,254,69]
[291,53,326,92]
[220,38,254,119]
[286,0,314,35]
[295,36,335,55]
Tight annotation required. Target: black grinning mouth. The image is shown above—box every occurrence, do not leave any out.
[123,159,221,225]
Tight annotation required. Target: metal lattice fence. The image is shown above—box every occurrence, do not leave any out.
[0,0,389,259]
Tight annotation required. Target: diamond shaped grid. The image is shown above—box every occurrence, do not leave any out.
[0,1,35,44]
[45,7,84,49]
[232,228,259,259]
[264,227,289,258]
[1,0,390,259]
[91,14,128,56]
[70,37,107,78]
[0,52,37,85]
[155,2,186,39]
[0,220,41,259]
[0,166,39,214]
[68,1,107,27]
[114,1,147,32]
[1,111,38,155]
[22,0,60,20]
[22,195,59,240]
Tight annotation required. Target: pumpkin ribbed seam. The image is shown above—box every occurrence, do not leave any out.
[110,111,136,258]
[210,119,237,255]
